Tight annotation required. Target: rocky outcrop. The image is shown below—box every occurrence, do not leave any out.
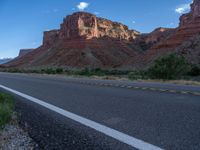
[6,12,140,69]
[180,0,200,26]
[134,0,200,67]
[43,30,59,47]
[59,12,99,39]
[58,12,140,41]
[143,28,174,44]
[176,33,200,65]
[0,58,12,65]
[36,11,140,50]
[133,27,174,51]
[152,0,200,50]
[18,49,34,57]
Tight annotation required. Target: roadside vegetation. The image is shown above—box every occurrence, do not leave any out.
[0,93,14,129]
[0,54,200,82]
[147,54,190,80]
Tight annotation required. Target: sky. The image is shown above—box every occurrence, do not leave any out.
[0,0,192,58]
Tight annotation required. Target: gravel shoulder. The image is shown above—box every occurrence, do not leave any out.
[0,113,37,150]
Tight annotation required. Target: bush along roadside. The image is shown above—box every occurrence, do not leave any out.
[0,54,200,81]
[0,93,14,129]
[147,54,191,80]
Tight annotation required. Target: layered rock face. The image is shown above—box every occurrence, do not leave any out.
[133,27,174,51]
[180,0,200,26]
[58,12,139,40]
[133,0,200,67]
[43,30,59,47]
[176,33,200,65]
[42,12,140,47]
[153,0,200,50]
[59,12,99,39]
[0,58,12,65]
[6,12,140,68]
[18,49,34,57]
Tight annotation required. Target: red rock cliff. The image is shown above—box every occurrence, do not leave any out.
[154,0,200,50]
[43,12,139,44]
[6,12,140,68]
[43,30,60,47]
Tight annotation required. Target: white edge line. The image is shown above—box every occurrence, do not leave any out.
[0,84,163,150]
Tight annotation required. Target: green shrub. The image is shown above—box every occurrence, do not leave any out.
[188,65,200,76]
[7,68,22,73]
[56,68,64,74]
[41,68,56,74]
[0,93,14,128]
[148,54,189,80]
[128,71,143,80]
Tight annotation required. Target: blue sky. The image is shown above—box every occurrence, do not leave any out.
[0,0,192,58]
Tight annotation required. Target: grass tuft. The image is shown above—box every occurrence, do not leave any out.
[0,93,14,129]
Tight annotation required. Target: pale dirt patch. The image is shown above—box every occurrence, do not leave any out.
[0,114,37,150]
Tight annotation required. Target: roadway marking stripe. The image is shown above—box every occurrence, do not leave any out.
[159,89,167,92]
[126,86,133,89]
[0,84,163,150]
[149,88,157,91]
[193,92,200,96]
[168,90,176,93]
[180,91,189,94]
[74,81,200,96]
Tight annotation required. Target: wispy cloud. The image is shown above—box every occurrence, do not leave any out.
[31,42,37,45]
[77,2,89,11]
[53,9,59,13]
[166,22,176,27]
[42,8,59,14]
[175,3,191,14]
[94,12,100,15]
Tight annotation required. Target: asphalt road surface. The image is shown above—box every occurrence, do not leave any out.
[0,72,200,150]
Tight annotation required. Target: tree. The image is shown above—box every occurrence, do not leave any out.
[148,54,189,79]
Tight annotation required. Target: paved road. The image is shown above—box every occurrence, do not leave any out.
[0,72,200,150]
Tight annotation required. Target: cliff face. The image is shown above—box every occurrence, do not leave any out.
[6,12,140,69]
[43,30,59,47]
[153,0,200,50]
[42,12,140,47]
[176,33,200,65]
[133,27,174,51]
[0,58,12,65]
[180,0,200,26]
[133,0,200,67]
[59,12,99,39]
[18,49,34,57]
[58,12,139,41]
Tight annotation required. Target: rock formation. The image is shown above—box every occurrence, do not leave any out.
[58,12,139,40]
[18,49,34,57]
[6,12,140,68]
[0,58,12,65]
[132,0,200,68]
[152,0,200,50]
[6,0,200,69]
[133,27,174,51]
[43,30,59,47]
